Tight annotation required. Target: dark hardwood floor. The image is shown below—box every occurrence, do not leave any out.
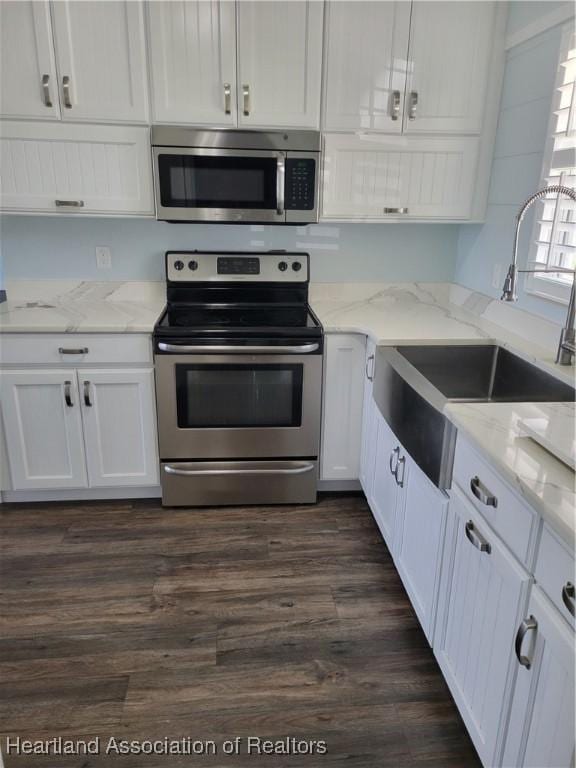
[0,494,480,767]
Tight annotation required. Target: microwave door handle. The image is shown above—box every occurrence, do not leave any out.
[276,154,285,216]
[157,342,319,354]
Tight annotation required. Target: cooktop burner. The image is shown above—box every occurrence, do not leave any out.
[160,305,318,330]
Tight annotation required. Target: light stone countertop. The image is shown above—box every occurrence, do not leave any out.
[1,278,574,545]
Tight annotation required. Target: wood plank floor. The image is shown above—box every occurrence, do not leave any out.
[0,494,480,767]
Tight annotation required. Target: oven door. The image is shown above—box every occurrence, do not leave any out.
[154,343,323,460]
[153,147,286,223]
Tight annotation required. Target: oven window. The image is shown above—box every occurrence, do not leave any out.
[158,154,278,209]
[175,364,303,428]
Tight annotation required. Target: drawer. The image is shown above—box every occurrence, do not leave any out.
[535,524,575,628]
[453,434,538,566]
[0,334,152,365]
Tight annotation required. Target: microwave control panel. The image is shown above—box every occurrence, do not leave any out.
[285,158,316,210]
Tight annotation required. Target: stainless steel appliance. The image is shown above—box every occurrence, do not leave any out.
[153,250,323,506]
[152,127,321,224]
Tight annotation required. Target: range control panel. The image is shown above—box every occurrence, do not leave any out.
[166,251,309,283]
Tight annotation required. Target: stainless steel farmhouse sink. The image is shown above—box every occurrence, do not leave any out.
[396,345,575,403]
[374,345,575,491]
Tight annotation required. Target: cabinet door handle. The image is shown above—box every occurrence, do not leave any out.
[470,476,498,507]
[465,520,491,554]
[55,200,84,208]
[389,446,400,476]
[42,74,52,107]
[83,380,92,407]
[408,90,418,120]
[383,207,408,215]
[62,75,72,108]
[223,83,231,114]
[242,84,250,116]
[365,354,375,381]
[64,380,74,407]
[396,455,406,487]
[562,582,575,617]
[58,347,88,355]
[390,89,400,120]
[515,616,538,669]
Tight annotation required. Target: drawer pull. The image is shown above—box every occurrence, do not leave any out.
[515,615,538,669]
[58,347,89,355]
[465,520,491,554]
[55,200,84,208]
[64,380,73,407]
[562,582,575,617]
[470,476,498,507]
[389,446,399,476]
[383,207,408,214]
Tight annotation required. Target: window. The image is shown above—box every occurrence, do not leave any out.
[526,24,576,304]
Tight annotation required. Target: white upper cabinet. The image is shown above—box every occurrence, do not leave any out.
[404,1,497,134]
[237,0,323,128]
[323,1,410,132]
[0,1,60,120]
[51,0,149,123]
[323,133,479,219]
[147,0,237,126]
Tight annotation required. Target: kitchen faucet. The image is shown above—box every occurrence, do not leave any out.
[501,185,576,365]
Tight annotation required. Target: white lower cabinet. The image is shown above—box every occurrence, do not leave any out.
[0,367,158,491]
[359,341,378,501]
[503,586,575,768]
[370,409,401,551]
[434,486,531,767]
[320,334,366,481]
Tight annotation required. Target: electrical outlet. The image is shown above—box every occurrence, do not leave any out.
[95,246,112,270]
[492,264,503,290]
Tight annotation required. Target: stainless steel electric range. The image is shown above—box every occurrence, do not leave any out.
[153,251,323,507]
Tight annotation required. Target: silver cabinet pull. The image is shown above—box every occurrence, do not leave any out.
[55,200,84,208]
[223,83,231,114]
[390,90,400,120]
[42,74,52,107]
[384,207,408,214]
[389,446,400,477]
[408,90,418,120]
[58,347,88,355]
[157,342,319,354]
[562,582,575,617]
[365,353,375,381]
[470,476,498,507]
[242,84,250,116]
[83,381,92,407]
[515,616,538,669]
[64,380,74,407]
[164,463,314,477]
[465,520,491,554]
[62,75,72,108]
[396,455,406,487]
[276,154,285,215]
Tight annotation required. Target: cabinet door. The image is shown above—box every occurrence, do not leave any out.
[51,0,148,123]
[323,1,410,132]
[0,371,87,490]
[503,587,575,768]
[320,334,366,481]
[404,1,497,134]
[0,122,154,215]
[370,411,401,551]
[0,0,60,120]
[147,0,237,126]
[322,133,479,220]
[435,486,531,767]
[237,0,323,128]
[359,341,378,501]
[80,369,158,488]
[394,455,447,644]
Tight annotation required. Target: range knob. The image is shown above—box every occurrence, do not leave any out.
[188,260,198,271]
[173,260,184,271]
[292,261,302,272]
[278,261,288,272]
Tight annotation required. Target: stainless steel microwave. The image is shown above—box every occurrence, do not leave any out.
[151,127,321,224]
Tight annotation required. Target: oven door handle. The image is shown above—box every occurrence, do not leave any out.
[164,463,315,477]
[156,342,320,354]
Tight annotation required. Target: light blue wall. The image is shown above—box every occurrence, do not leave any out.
[455,2,572,324]
[0,216,459,284]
